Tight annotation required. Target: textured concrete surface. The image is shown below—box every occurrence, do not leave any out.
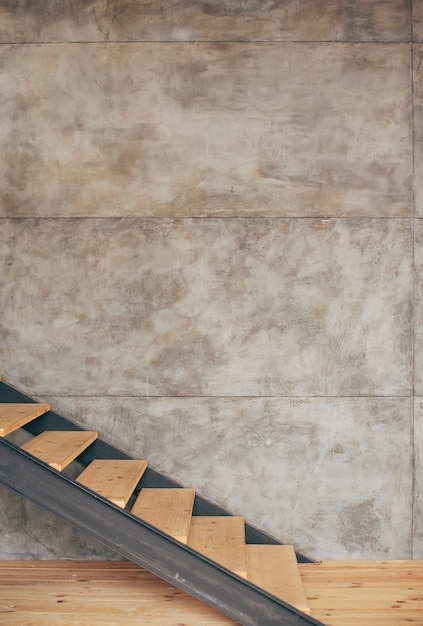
[414,398,423,559]
[413,2,423,41]
[413,44,423,217]
[20,394,410,561]
[415,222,423,394]
[0,486,121,560]
[0,1,420,562]
[0,218,412,397]
[0,0,411,43]
[0,43,412,218]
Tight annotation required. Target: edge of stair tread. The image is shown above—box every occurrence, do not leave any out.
[246,544,311,614]
[131,488,195,543]
[20,430,99,471]
[0,403,51,436]
[76,459,148,508]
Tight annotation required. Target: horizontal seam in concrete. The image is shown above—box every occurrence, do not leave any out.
[0,39,413,46]
[0,216,416,221]
[38,394,414,399]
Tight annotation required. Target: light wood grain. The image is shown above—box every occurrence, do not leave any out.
[2,559,423,625]
[187,516,247,578]
[0,560,236,625]
[299,559,423,626]
[131,488,195,543]
[246,544,310,614]
[77,459,147,508]
[0,403,50,436]
[21,430,98,471]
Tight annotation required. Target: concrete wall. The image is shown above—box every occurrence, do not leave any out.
[0,0,420,561]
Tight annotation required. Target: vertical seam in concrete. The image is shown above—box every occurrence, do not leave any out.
[412,42,415,385]
[411,24,416,555]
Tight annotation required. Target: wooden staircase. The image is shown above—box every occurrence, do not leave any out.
[0,380,320,626]
[3,380,423,625]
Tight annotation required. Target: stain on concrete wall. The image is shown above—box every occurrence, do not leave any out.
[0,1,411,43]
[30,395,412,560]
[0,0,419,561]
[0,218,413,396]
[0,43,412,218]
[0,486,121,559]
[413,2,423,41]
[414,399,423,559]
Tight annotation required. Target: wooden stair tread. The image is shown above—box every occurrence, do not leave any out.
[187,516,247,578]
[77,459,147,508]
[246,544,310,615]
[131,488,195,544]
[0,403,50,436]
[20,431,98,471]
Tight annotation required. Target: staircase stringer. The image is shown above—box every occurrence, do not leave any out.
[0,379,322,624]
[0,439,323,626]
[0,379,313,562]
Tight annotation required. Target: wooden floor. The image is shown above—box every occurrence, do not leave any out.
[300,560,423,626]
[0,561,237,625]
[2,559,423,625]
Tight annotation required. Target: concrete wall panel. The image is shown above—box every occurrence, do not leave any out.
[414,397,423,558]
[414,220,423,393]
[0,43,412,218]
[0,218,412,398]
[13,394,410,561]
[0,2,418,562]
[0,1,411,44]
[414,45,423,216]
[413,1,423,42]
[0,485,121,560]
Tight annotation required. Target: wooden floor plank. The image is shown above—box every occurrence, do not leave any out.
[246,544,310,614]
[187,516,247,578]
[131,488,195,543]
[299,560,423,626]
[307,611,423,626]
[2,559,423,625]
[0,404,50,436]
[21,431,98,470]
[77,459,147,508]
[0,561,236,625]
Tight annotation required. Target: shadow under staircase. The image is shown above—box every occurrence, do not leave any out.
[0,377,323,626]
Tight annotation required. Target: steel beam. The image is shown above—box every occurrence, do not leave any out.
[0,381,313,562]
[0,439,323,626]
